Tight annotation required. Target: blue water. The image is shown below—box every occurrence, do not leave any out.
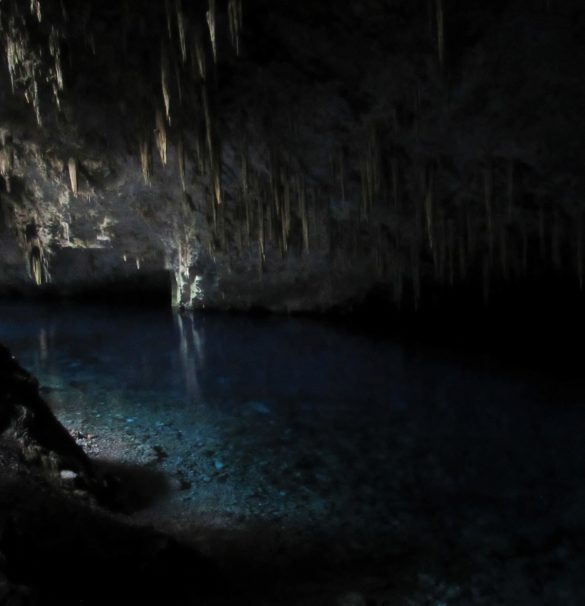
[1,300,585,600]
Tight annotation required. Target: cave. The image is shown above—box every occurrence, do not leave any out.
[1,1,585,604]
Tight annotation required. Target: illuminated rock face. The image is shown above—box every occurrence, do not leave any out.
[0,1,584,310]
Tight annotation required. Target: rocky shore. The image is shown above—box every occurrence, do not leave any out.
[0,343,214,606]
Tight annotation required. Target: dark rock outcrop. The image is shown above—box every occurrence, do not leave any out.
[0,345,214,604]
[0,343,94,483]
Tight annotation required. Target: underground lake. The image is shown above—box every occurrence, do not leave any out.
[1,300,584,605]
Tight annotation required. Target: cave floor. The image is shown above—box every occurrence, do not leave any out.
[1,301,585,605]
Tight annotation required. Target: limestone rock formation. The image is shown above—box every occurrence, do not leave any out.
[0,0,583,311]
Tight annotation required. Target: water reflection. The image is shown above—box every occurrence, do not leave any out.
[0,302,416,416]
[174,312,204,402]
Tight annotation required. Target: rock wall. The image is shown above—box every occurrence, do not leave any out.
[0,0,584,311]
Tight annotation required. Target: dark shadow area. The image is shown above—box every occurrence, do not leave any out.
[0,448,430,606]
[0,470,216,606]
[0,270,172,308]
[321,272,585,384]
[0,467,461,606]
[3,429,585,606]
[93,458,172,513]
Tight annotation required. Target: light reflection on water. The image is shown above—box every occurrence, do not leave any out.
[0,300,538,434]
[18,304,414,414]
[1,299,584,546]
[175,312,204,403]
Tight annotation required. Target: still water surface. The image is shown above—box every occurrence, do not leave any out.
[1,301,584,601]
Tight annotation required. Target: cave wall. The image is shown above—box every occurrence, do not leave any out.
[0,0,584,311]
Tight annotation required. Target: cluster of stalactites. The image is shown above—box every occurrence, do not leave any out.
[0,129,14,193]
[139,0,244,210]
[344,121,582,309]
[228,110,582,310]
[201,145,315,276]
[0,0,243,203]
[0,0,67,124]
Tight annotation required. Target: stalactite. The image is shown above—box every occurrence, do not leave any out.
[206,0,217,64]
[283,172,291,242]
[33,78,42,124]
[155,109,168,166]
[375,229,384,278]
[394,264,404,309]
[267,203,275,247]
[210,187,217,230]
[30,0,42,23]
[6,37,18,93]
[413,86,421,142]
[258,197,265,261]
[391,157,399,208]
[241,152,251,237]
[338,148,346,204]
[49,28,64,92]
[411,244,421,311]
[212,165,222,206]
[360,160,372,222]
[228,0,243,56]
[521,221,528,275]
[26,224,48,287]
[436,0,445,68]
[500,224,508,280]
[88,34,96,56]
[31,253,43,286]
[218,200,227,249]
[165,0,173,38]
[507,159,515,218]
[295,176,309,254]
[370,128,380,196]
[437,215,446,281]
[483,164,493,258]
[176,0,188,63]
[139,135,152,184]
[161,46,171,124]
[328,152,336,186]
[538,201,545,258]
[68,157,78,195]
[552,210,561,270]
[194,32,207,80]
[577,215,583,290]
[482,257,490,306]
[194,129,205,173]
[466,208,475,259]
[458,218,466,280]
[269,150,280,217]
[178,137,186,192]
[61,220,70,243]
[0,142,13,193]
[447,219,455,285]
[175,61,183,105]
[202,86,214,161]
[424,164,434,250]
